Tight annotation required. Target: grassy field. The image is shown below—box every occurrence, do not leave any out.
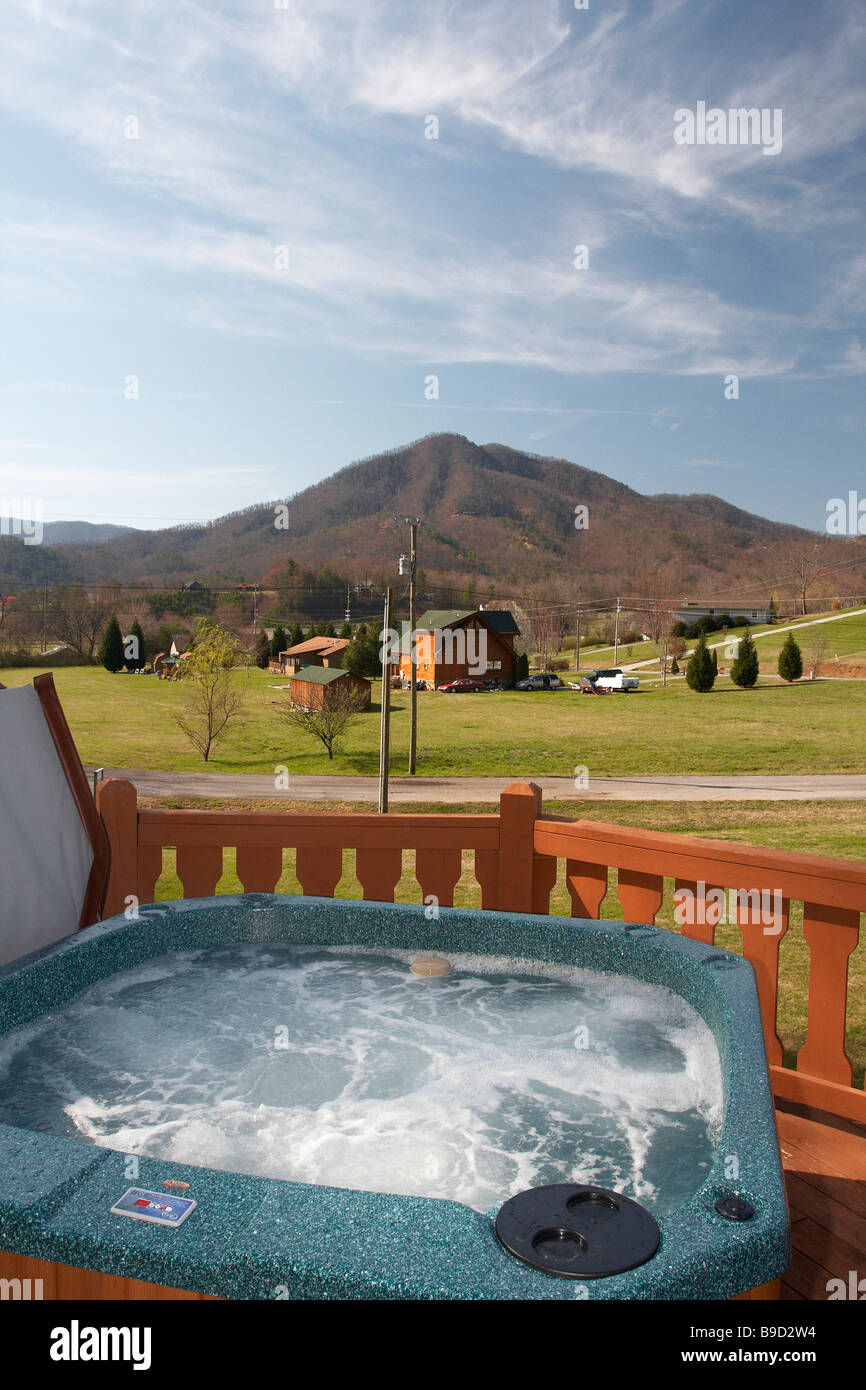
[557,607,866,675]
[141,795,866,1085]
[4,660,865,778]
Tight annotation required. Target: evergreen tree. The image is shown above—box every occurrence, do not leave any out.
[338,619,352,639]
[731,632,759,688]
[344,627,381,678]
[128,618,146,670]
[270,625,288,660]
[513,651,530,683]
[710,647,718,676]
[254,631,271,668]
[322,621,336,638]
[778,632,803,683]
[686,634,715,692]
[99,614,125,672]
[670,656,679,674]
[289,622,303,647]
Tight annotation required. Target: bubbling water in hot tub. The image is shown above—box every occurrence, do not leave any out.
[0,942,723,1214]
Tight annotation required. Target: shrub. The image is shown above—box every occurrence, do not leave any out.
[778,632,803,683]
[670,656,679,674]
[514,651,530,683]
[98,615,125,673]
[730,631,759,688]
[126,618,147,670]
[270,624,288,660]
[686,634,716,692]
[254,631,271,668]
[345,628,381,678]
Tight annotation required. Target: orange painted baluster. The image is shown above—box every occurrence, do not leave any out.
[674,877,718,944]
[415,848,462,908]
[532,855,558,916]
[176,845,223,898]
[138,845,164,905]
[295,845,343,898]
[735,892,788,1067]
[474,848,499,909]
[236,846,283,893]
[565,860,607,919]
[797,903,860,1086]
[617,869,664,925]
[355,847,403,902]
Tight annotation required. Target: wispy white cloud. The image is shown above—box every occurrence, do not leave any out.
[0,0,862,384]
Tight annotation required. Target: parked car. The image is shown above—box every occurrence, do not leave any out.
[587,668,640,692]
[515,673,568,691]
[437,678,488,693]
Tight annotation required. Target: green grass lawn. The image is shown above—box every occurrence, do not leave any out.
[4,661,865,778]
[141,795,866,1085]
[551,607,866,675]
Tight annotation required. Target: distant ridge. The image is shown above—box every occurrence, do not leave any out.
[0,434,836,598]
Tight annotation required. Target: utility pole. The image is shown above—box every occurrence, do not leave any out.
[613,598,622,664]
[378,587,392,814]
[396,516,421,775]
[574,607,581,671]
[408,520,418,775]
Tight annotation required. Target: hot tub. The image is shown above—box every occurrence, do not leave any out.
[0,894,789,1300]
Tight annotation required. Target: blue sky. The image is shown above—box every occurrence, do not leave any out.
[0,0,864,532]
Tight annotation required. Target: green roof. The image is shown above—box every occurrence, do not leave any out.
[414,608,520,636]
[291,665,355,685]
[415,609,474,630]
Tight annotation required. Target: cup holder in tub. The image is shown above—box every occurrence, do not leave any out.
[495,1183,660,1279]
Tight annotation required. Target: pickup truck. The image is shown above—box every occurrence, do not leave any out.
[587,668,640,692]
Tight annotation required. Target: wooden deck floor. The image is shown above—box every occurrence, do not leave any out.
[776,1099,866,1300]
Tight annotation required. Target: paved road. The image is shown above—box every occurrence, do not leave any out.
[86,767,866,803]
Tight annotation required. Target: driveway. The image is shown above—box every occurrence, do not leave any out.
[86,767,866,803]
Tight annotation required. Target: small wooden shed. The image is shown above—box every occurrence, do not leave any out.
[289,665,371,711]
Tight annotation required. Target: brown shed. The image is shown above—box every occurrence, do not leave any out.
[289,665,371,711]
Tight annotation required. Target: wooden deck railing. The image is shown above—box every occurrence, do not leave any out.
[95,777,866,1125]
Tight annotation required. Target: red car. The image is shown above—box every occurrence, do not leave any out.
[437,678,487,693]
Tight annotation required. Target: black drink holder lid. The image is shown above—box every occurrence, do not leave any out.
[495,1183,661,1279]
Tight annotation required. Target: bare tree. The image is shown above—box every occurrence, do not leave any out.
[174,623,246,762]
[275,683,368,760]
[805,630,829,679]
[523,589,567,670]
[773,543,829,616]
[50,586,112,659]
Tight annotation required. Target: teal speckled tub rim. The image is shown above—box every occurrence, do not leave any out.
[0,895,790,1300]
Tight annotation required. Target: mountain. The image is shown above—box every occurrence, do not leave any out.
[40,521,136,545]
[0,434,838,599]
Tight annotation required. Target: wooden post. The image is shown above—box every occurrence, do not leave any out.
[497,782,541,913]
[95,777,139,921]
